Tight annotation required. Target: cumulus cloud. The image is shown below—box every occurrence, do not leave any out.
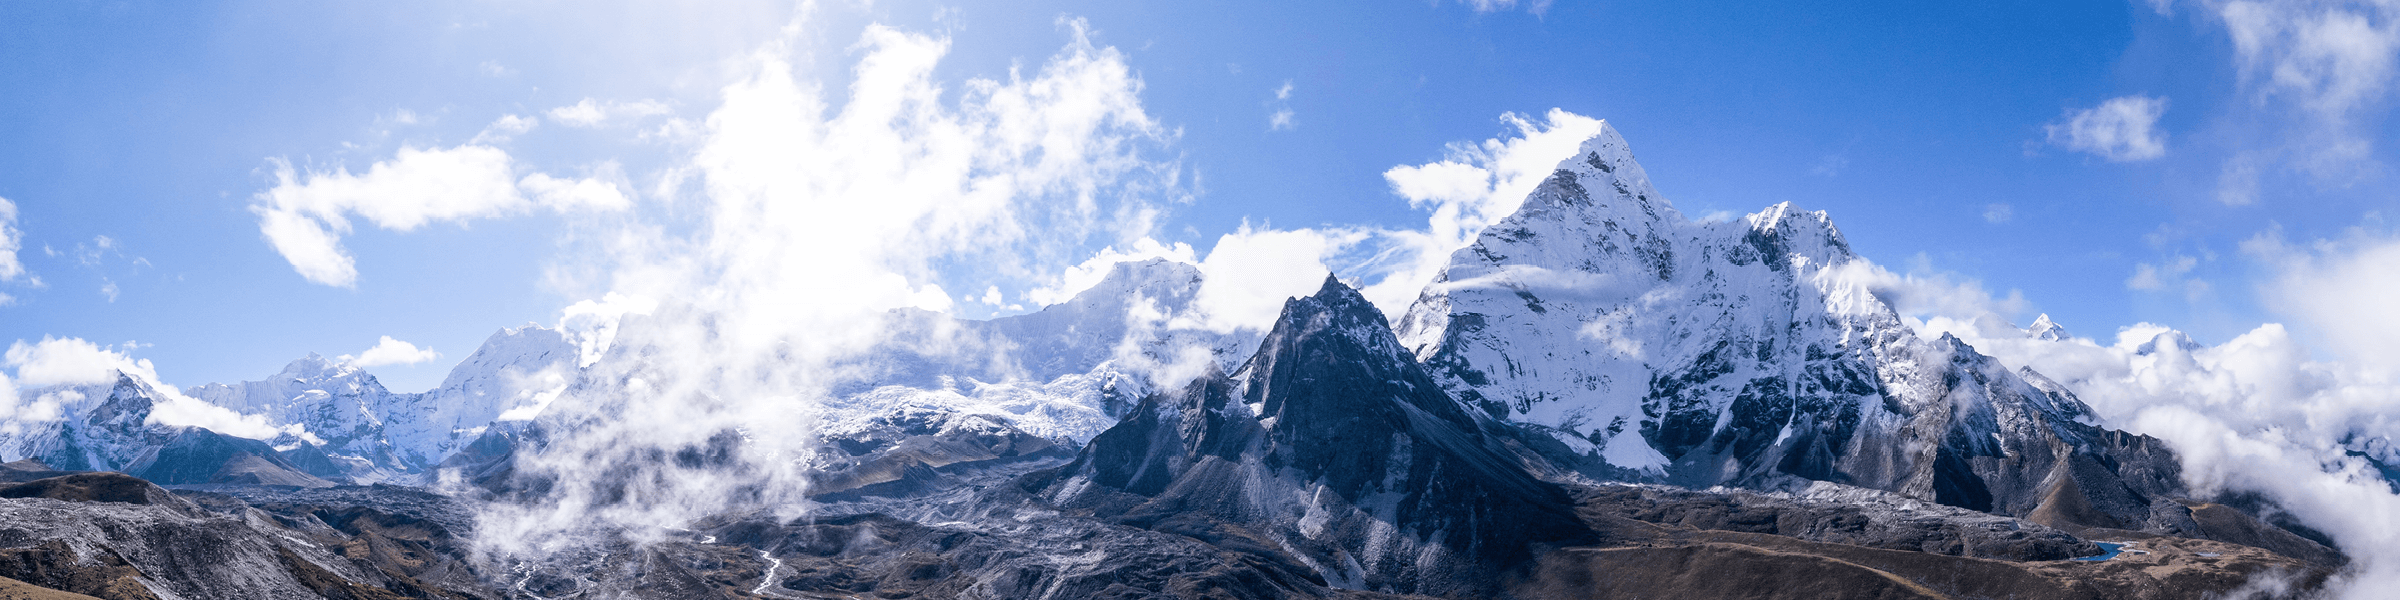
[1982,203,2014,224]
[3,336,157,387]
[546,98,674,128]
[0,197,22,283]
[482,17,1181,554]
[253,144,632,287]
[2046,95,2169,162]
[342,336,442,368]
[1184,224,1364,333]
[2244,224,2400,368]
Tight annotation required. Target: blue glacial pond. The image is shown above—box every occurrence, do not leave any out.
[2073,542,2126,562]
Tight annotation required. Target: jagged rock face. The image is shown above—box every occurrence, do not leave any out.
[1048,277,1594,597]
[1394,122,2174,528]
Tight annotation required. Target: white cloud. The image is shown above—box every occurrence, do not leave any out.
[2046,95,2169,162]
[2245,224,2400,367]
[1185,224,1364,333]
[546,98,675,128]
[2207,0,2400,195]
[472,114,538,144]
[1982,203,2014,224]
[556,292,659,368]
[252,144,632,287]
[342,335,442,368]
[1266,80,1296,131]
[98,280,117,303]
[0,197,22,282]
[1820,257,2030,325]
[484,18,1183,554]
[3,336,157,387]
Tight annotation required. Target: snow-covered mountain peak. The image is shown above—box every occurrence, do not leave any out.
[274,352,366,385]
[2026,313,2070,341]
[1739,201,1855,264]
[1513,126,1685,230]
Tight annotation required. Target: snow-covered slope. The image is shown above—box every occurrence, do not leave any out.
[380,326,580,468]
[1395,122,2178,524]
[187,355,406,475]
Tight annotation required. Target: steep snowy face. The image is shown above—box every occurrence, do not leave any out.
[188,355,400,472]
[1396,123,2112,512]
[382,326,581,469]
[0,374,188,472]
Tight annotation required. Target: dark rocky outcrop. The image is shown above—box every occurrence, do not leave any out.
[1046,276,1597,597]
[0,473,197,515]
[125,428,332,488]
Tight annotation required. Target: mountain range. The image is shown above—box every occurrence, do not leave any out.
[0,123,2350,599]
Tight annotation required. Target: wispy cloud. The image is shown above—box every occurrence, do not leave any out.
[545,98,674,128]
[1267,80,1296,131]
[2046,95,2168,162]
[1451,0,1555,15]
[0,197,22,283]
[252,144,631,287]
[1982,203,2014,224]
[2205,0,2400,202]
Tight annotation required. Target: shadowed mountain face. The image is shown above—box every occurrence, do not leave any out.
[1045,276,1597,597]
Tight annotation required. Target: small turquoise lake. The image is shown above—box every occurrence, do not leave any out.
[2073,542,2126,562]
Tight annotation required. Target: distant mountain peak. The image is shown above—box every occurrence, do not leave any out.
[2026,313,2070,341]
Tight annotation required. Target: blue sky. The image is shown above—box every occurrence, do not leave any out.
[4,0,2398,392]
